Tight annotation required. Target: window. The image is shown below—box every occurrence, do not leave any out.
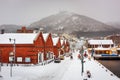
[17,57,22,62]
[9,56,14,62]
[25,57,31,62]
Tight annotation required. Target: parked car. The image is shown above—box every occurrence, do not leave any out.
[54,58,61,63]
[60,55,64,60]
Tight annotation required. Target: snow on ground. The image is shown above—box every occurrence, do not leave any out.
[0,50,120,80]
[83,58,119,80]
[0,57,71,80]
[61,51,120,80]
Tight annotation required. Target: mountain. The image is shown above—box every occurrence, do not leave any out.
[0,11,119,37]
[0,24,22,33]
[29,11,119,37]
[106,22,120,29]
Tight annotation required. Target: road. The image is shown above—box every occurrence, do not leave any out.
[35,51,81,80]
[37,58,73,80]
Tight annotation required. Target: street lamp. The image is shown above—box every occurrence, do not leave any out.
[9,52,14,77]
[9,38,16,66]
[80,46,84,76]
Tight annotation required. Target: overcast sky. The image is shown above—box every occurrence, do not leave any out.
[0,0,120,26]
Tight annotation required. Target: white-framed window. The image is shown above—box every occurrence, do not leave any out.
[17,57,22,62]
[25,57,31,62]
[9,56,14,62]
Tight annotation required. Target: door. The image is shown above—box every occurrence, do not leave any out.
[38,52,44,63]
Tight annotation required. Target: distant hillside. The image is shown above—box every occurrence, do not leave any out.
[106,22,120,29]
[72,30,120,38]
[0,24,22,33]
[29,11,119,37]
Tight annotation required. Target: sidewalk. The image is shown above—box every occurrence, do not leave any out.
[61,52,120,80]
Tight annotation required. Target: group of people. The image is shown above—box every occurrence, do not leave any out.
[78,48,95,60]
[78,51,88,59]
[69,48,95,60]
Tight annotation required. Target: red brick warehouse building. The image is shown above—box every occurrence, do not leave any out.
[0,32,70,64]
[43,33,54,60]
[52,37,61,58]
[0,32,46,64]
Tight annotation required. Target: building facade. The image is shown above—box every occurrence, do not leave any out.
[87,40,115,54]
[53,37,61,58]
[0,32,46,64]
[0,31,70,64]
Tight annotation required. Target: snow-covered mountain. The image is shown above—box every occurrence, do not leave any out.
[29,11,114,33]
[0,11,119,37]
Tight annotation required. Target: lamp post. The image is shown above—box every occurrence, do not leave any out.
[80,46,84,76]
[9,52,14,77]
[9,38,16,66]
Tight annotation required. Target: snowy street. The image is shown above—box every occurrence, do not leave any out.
[1,57,71,80]
[0,50,120,80]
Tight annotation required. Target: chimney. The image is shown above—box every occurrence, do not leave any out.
[1,29,5,34]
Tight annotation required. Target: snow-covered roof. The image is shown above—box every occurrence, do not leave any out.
[0,33,37,44]
[88,40,113,45]
[52,37,59,46]
[43,33,49,42]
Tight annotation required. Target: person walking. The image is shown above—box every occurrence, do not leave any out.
[91,48,94,57]
[70,55,73,59]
